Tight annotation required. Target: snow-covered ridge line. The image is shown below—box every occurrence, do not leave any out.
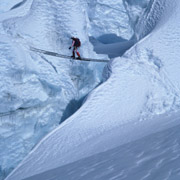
[135,0,167,40]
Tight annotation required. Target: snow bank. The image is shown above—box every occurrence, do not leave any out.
[5,0,180,179]
[133,0,180,90]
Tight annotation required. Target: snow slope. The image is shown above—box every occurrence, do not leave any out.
[5,0,180,179]
[24,112,180,180]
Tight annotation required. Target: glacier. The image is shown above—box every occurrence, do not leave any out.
[2,0,180,179]
[0,0,149,179]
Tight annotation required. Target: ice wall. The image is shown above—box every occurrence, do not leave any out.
[123,0,150,27]
[86,0,133,39]
[88,0,150,58]
[135,0,167,40]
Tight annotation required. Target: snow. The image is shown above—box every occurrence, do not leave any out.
[134,0,180,89]
[0,0,142,179]
[123,0,150,29]
[0,0,23,13]
[86,0,133,39]
[4,0,180,180]
[92,39,135,58]
[2,0,180,179]
[22,113,180,180]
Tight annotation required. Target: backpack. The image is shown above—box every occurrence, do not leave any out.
[74,38,81,47]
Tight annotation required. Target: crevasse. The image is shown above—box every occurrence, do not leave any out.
[0,0,150,180]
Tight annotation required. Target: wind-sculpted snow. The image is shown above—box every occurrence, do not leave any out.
[23,113,180,180]
[5,0,180,179]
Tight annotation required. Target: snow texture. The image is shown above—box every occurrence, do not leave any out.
[4,0,180,180]
[0,0,143,179]
[86,0,133,39]
[23,113,180,180]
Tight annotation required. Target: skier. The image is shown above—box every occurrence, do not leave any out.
[69,37,81,59]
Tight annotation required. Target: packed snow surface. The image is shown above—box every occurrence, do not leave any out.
[23,113,180,180]
[4,0,180,180]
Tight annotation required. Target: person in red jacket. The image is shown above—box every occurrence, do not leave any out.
[69,37,81,59]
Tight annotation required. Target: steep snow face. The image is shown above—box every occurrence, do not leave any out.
[125,0,180,115]
[22,113,180,180]
[0,0,148,179]
[134,0,167,40]
[4,0,180,179]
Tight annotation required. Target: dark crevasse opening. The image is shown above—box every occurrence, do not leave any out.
[88,0,151,59]
[60,97,85,123]
[10,0,27,10]
[89,34,136,58]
